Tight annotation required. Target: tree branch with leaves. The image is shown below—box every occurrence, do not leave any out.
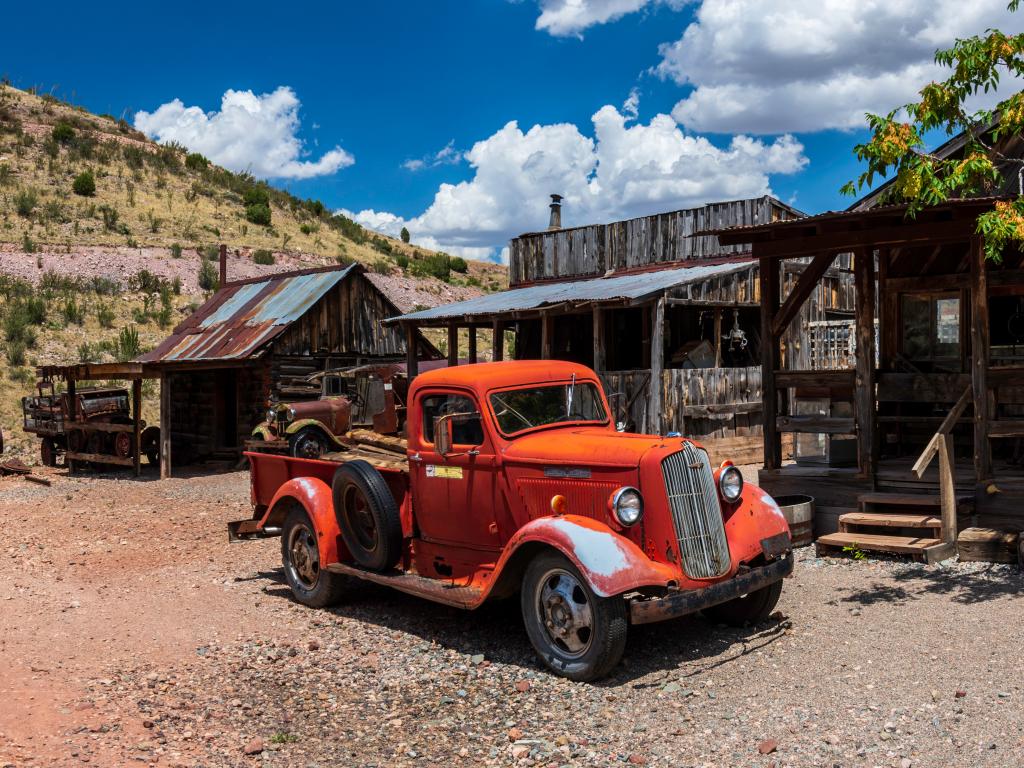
[842,0,1024,261]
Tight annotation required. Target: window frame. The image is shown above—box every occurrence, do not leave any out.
[418,389,487,449]
[486,378,610,440]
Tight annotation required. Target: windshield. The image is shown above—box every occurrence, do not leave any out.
[490,382,607,436]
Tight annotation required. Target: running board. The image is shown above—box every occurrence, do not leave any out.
[325,562,484,609]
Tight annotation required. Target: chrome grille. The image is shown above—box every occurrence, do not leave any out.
[662,442,731,579]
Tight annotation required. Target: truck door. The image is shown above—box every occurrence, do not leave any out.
[410,390,500,551]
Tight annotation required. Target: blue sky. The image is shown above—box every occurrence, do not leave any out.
[3,0,1020,261]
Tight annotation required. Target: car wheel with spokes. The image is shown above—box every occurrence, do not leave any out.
[520,551,627,682]
[289,427,329,459]
[280,506,345,608]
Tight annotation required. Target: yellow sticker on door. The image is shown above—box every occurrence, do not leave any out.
[426,465,463,479]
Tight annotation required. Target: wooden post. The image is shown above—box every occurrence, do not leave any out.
[132,377,142,478]
[970,235,991,480]
[159,370,171,479]
[713,308,722,368]
[648,297,665,435]
[467,327,478,364]
[541,314,553,359]
[592,306,605,372]
[447,325,459,367]
[218,243,228,288]
[938,432,957,544]
[491,321,504,362]
[854,247,877,480]
[66,376,77,474]
[405,323,419,380]
[759,256,781,469]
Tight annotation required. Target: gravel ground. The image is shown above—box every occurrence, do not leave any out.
[1,468,1022,768]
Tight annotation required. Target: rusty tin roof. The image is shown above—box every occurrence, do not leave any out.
[139,264,360,364]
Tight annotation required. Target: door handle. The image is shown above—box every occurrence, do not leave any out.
[410,452,422,462]
[467,449,481,456]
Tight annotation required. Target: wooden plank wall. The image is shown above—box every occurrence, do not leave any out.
[509,196,797,286]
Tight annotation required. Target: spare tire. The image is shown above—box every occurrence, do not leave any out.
[331,460,402,572]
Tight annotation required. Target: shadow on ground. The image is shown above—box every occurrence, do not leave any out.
[838,564,1023,607]
[259,567,789,685]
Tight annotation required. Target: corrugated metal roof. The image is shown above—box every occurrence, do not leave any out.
[386,260,753,324]
[139,264,360,363]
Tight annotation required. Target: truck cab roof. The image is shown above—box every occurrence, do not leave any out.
[408,359,600,399]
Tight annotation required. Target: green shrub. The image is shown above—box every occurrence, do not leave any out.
[43,199,64,222]
[400,226,410,244]
[198,258,219,291]
[243,186,270,207]
[51,121,75,144]
[77,341,93,363]
[123,145,144,169]
[450,256,468,274]
[130,269,163,294]
[171,276,182,295]
[98,205,119,231]
[372,259,391,275]
[95,302,115,328]
[72,170,96,196]
[62,297,85,325]
[21,232,35,253]
[299,223,317,235]
[145,210,162,233]
[252,249,274,265]
[395,253,410,271]
[170,242,182,259]
[116,325,141,361]
[0,163,12,186]
[185,152,209,171]
[6,340,25,366]
[245,202,272,226]
[14,187,37,217]
[409,252,451,282]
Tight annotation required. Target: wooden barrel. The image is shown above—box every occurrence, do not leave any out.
[774,494,814,547]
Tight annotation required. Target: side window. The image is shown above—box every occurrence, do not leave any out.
[421,393,484,446]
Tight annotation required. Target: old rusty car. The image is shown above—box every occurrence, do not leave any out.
[22,382,159,467]
[235,360,792,680]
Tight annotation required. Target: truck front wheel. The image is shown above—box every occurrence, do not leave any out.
[281,507,346,608]
[520,551,627,682]
[702,579,782,626]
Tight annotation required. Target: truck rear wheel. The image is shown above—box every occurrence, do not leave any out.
[331,460,402,572]
[281,507,346,608]
[702,579,782,626]
[520,551,627,682]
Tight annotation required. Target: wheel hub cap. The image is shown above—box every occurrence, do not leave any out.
[537,569,593,656]
[288,527,319,588]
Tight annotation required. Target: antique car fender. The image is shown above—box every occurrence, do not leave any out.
[721,481,792,566]
[493,514,679,598]
[258,476,348,566]
[282,418,345,446]
[251,424,276,441]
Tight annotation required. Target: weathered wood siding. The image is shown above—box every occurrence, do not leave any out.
[666,263,760,305]
[272,272,409,358]
[510,196,798,286]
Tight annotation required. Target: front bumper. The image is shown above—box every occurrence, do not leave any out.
[629,546,794,625]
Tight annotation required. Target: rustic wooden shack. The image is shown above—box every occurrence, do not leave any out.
[140,260,440,477]
[390,195,855,465]
[716,197,1024,562]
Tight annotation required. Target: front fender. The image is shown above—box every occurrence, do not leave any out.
[497,514,678,598]
[722,482,791,567]
[283,419,344,446]
[259,476,349,566]
[251,424,276,441]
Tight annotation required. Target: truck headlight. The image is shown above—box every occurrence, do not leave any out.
[610,487,643,527]
[719,465,743,502]
[266,409,277,424]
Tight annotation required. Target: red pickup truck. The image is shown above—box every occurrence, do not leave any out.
[236,360,792,681]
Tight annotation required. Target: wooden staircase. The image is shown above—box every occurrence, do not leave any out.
[815,492,968,563]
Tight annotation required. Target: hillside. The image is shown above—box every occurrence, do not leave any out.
[0,83,507,461]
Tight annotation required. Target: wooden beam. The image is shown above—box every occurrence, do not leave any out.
[713,308,722,368]
[854,247,876,480]
[752,219,975,260]
[405,324,419,380]
[970,235,992,480]
[491,320,504,362]
[132,377,142,478]
[467,327,478,364]
[159,371,171,480]
[592,306,605,372]
[447,325,459,367]
[648,297,665,434]
[759,257,782,469]
[776,415,855,434]
[771,251,836,337]
[877,247,896,370]
[541,314,553,359]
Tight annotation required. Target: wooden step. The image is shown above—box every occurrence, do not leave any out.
[857,492,941,507]
[815,531,954,563]
[957,527,1020,564]
[839,512,942,532]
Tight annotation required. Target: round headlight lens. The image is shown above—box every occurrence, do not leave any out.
[611,487,643,527]
[286,406,296,422]
[266,408,277,423]
[719,465,744,502]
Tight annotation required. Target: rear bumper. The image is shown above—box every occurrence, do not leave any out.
[629,548,794,625]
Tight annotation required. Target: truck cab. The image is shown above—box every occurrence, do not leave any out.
[242,360,793,681]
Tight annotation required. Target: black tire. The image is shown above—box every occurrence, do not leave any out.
[141,426,160,466]
[331,460,402,572]
[520,551,627,682]
[280,507,346,608]
[702,579,783,627]
[290,427,329,459]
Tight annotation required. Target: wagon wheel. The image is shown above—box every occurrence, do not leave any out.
[67,429,85,453]
[114,431,133,459]
[40,438,57,467]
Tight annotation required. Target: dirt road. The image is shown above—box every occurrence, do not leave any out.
[1,468,1022,767]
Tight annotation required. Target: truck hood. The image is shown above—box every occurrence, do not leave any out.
[500,427,679,468]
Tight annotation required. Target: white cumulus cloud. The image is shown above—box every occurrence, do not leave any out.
[656,0,1023,133]
[535,0,688,36]
[402,140,464,171]
[348,96,805,261]
[134,86,354,180]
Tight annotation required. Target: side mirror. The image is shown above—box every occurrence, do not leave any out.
[433,414,455,456]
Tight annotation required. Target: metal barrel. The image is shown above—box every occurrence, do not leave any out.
[773,494,814,547]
